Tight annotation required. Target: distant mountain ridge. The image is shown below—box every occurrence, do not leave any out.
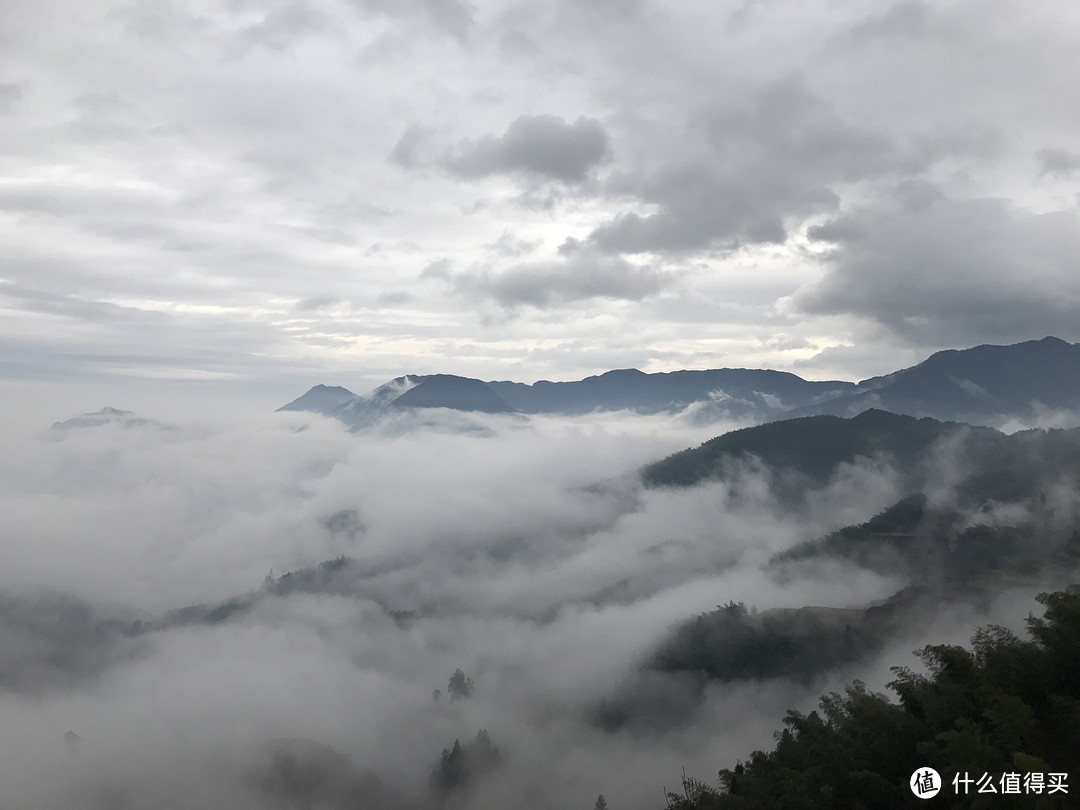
[276,384,358,417]
[277,337,1080,429]
[48,407,163,434]
[792,336,1080,423]
[486,367,853,416]
[278,369,857,429]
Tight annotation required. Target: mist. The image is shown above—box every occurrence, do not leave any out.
[0,403,1071,809]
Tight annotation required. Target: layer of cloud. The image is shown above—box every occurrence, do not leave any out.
[2,0,1080,387]
[0,406,928,809]
[588,77,908,254]
[439,114,611,183]
[795,193,1080,345]
[0,82,21,113]
[441,251,670,308]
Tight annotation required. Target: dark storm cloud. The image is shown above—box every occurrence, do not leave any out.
[796,193,1080,345]
[444,252,669,308]
[440,114,611,184]
[587,78,908,254]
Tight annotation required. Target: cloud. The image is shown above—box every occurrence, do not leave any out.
[795,193,1080,345]
[388,124,429,169]
[586,77,908,254]
[845,0,931,42]
[1036,146,1080,177]
[444,252,671,308]
[240,2,331,51]
[5,0,1080,389]
[487,230,538,258]
[0,82,21,114]
[441,114,611,183]
[351,0,475,43]
[3,396,1079,807]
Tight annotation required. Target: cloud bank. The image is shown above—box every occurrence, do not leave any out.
[2,404,1071,808]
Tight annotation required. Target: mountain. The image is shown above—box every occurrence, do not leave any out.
[391,374,514,413]
[277,384,357,417]
[332,375,421,424]
[276,337,1080,429]
[487,367,854,417]
[596,411,1080,727]
[279,368,856,427]
[639,407,1080,642]
[48,407,160,434]
[641,408,971,490]
[794,336,1080,424]
[279,375,512,431]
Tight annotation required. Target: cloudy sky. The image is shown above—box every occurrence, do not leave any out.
[4,0,1080,402]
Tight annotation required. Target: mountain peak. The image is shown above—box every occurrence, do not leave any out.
[277,384,358,416]
[391,375,514,413]
[49,408,156,434]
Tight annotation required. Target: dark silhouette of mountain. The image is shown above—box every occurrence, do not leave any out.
[604,415,1080,727]
[279,375,511,430]
[641,409,971,490]
[487,368,854,416]
[277,384,357,416]
[794,336,1080,424]
[330,375,423,428]
[391,374,514,413]
[279,368,855,426]
[48,407,163,435]
[275,337,1080,428]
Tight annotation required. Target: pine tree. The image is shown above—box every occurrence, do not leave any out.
[447,668,474,702]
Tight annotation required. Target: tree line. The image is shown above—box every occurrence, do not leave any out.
[659,587,1080,808]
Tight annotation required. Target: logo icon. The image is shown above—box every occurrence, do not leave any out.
[911,768,941,798]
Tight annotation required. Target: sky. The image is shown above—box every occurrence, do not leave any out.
[3,0,1080,406]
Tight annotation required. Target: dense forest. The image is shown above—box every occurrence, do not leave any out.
[660,587,1080,809]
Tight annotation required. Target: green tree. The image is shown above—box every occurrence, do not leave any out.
[448,668,475,702]
[663,587,1080,808]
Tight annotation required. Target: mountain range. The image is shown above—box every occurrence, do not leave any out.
[48,407,164,435]
[279,336,1080,429]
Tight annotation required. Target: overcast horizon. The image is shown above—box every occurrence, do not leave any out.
[4,0,1080,406]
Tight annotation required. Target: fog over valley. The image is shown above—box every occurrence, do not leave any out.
[3,385,1079,808]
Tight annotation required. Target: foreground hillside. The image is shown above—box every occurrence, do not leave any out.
[663,587,1080,809]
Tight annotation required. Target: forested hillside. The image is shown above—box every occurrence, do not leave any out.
[662,588,1080,809]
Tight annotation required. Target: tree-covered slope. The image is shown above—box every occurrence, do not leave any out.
[662,587,1080,809]
[641,409,971,490]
